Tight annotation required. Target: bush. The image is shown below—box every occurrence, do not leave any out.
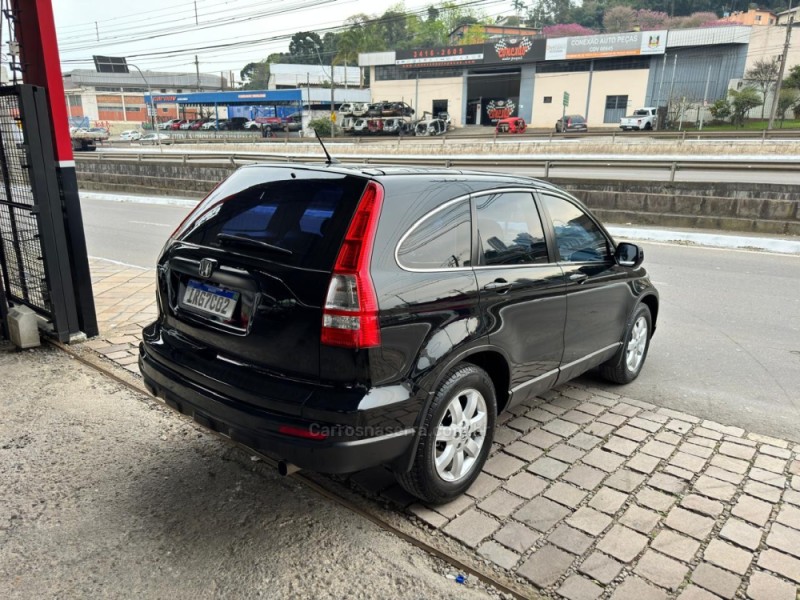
[308,118,333,137]
[708,99,731,122]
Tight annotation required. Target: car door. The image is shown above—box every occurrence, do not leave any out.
[537,192,636,383]
[472,190,566,405]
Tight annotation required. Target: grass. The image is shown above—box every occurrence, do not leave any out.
[682,119,800,131]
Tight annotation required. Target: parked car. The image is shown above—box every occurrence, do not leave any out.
[620,107,657,131]
[367,101,414,118]
[169,120,187,130]
[190,119,209,130]
[180,120,202,130]
[158,119,180,130]
[414,118,447,136]
[225,117,248,131]
[119,130,142,141]
[495,117,527,134]
[555,115,588,133]
[352,118,369,134]
[139,132,171,145]
[201,119,226,130]
[139,163,659,503]
[243,120,261,130]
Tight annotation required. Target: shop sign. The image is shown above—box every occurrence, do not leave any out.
[486,98,516,122]
[483,37,546,64]
[545,30,666,60]
[396,44,484,68]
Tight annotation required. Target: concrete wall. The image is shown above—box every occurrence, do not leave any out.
[587,69,651,125]
[74,159,800,235]
[370,76,464,123]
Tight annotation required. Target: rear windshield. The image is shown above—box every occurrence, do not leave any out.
[633,110,649,116]
[569,116,585,123]
[177,167,367,271]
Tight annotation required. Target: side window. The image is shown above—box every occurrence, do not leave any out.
[476,192,548,266]
[541,194,611,263]
[397,199,471,269]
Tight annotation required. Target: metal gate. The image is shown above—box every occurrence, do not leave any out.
[0,84,90,341]
[603,95,629,124]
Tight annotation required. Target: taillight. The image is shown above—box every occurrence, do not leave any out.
[321,181,384,349]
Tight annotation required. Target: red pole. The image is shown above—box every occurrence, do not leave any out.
[12,0,98,337]
[13,0,74,165]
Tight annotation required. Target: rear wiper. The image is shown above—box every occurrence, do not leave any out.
[216,233,293,255]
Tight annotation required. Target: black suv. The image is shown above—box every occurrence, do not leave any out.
[140,164,658,503]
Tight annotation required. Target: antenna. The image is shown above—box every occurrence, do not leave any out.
[314,129,339,165]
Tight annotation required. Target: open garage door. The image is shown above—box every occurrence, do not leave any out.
[466,68,521,126]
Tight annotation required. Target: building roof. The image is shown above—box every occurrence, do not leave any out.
[63,69,225,90]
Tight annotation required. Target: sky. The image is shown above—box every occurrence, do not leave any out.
[52,0,518,82]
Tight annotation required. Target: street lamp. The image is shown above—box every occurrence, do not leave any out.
[128,63,162,151]
[305,37,335,139]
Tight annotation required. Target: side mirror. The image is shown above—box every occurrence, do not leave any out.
[616,242,644,268]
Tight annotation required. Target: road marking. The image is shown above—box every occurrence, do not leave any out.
[130,220,170,227]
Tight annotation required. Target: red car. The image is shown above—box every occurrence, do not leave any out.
[170,120,187,130]
[495,117,527,134]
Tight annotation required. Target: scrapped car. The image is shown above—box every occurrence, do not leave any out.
[414,118,446,136]
[382,117,410,134]
[556,114,588,133]
[352,118,369,134]
[140,162,659,504]
[495,117,527,134]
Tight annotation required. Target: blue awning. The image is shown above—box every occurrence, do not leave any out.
[144,89,302,105]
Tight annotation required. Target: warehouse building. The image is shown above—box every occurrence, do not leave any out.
[359,26,758,128]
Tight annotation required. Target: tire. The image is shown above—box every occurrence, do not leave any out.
[599,303,652,384]
[396,364,497,504]
[644,122,653,131]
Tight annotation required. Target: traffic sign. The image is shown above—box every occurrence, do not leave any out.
[330,112,337,123]
[563,92,570,107]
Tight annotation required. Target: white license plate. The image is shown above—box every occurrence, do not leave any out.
[182,280,239,319]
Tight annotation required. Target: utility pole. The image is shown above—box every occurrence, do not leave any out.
[330,57,335,140]
[195,55,200,92]
[699,64,712,131]
[95,21,99,42]
[768,13,794,130]
[194,1,198,25]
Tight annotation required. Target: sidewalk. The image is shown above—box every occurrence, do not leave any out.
[80,257,800,599]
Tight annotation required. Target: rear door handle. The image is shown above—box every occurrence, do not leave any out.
[483,279,512,292]
[569,273,589,283]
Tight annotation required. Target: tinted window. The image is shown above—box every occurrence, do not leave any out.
[177,169,366,270]
[476,192,548,266]
[541,194,610,263]
[397,200,471,269]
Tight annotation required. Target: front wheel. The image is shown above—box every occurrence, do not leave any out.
[599,303,652,384]
[396,364,496,504]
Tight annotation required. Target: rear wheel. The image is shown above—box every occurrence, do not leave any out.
[396,364,496,504]
[600,303,652,384]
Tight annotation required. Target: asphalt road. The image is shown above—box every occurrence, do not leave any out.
[80,194,800,442]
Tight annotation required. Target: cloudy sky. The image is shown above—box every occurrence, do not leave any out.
[53,0,517,81]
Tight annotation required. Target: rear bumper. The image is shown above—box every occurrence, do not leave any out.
[139,341,416,474]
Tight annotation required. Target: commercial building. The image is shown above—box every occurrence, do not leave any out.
[359,26,770,128]
[63,69,227,124]
[721,8,777,26]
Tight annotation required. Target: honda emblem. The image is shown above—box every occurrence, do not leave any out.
[198,258,217,278]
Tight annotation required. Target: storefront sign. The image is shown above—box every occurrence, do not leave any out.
[396,44,484,68]
[483,37,546,64]
[486,98,517,122]
[545,30,666,60]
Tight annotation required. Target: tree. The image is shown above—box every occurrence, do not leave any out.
[745,59,780,119]
[784,64,800,90]
[289,31,324,65]
[777,88,800,125]
[728,86,763,127]
[636,9,669,30]
[542,23,597,38]
[604,6,637,33]
[239,61,270,90]
[708,98,731,123]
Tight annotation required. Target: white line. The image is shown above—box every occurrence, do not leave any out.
[130,221,170,227]
[89,256,152,270]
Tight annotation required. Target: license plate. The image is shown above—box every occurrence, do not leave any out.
[182,280,239,319]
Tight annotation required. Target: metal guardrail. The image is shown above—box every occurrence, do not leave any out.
[76,150,800,183]
[103,127,800,147]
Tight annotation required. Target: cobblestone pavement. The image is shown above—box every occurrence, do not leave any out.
[84,258,800,600]
[83,258,154,372]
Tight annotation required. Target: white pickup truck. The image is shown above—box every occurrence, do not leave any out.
[620,107,657,131]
